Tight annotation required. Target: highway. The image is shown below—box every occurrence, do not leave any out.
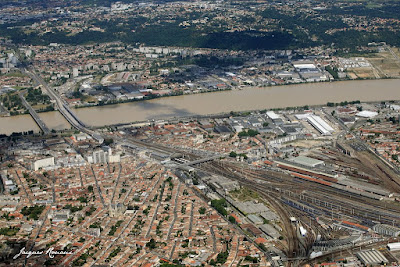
[18,90,50,134]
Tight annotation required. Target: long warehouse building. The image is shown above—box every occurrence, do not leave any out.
[307,115,334,135]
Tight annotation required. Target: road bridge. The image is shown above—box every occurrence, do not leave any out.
[25,68,104,143]
[18,90,50,134]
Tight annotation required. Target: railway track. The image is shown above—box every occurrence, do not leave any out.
[196,161,303,259]
[218,162,400,226]
[257,190,301,259]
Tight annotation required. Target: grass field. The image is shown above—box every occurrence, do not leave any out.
[368,49,400,78]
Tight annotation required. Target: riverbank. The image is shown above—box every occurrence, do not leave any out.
[73,79,400,126]
[1,79,400,135]
[69,77,396,110]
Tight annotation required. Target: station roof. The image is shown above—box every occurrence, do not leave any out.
[288,156,324,168]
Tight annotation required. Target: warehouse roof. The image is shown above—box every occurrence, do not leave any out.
[307,115,334,135]
[266,111,281,120]
[247,214,264,225]
[288,156,324,168]
[356,110,378,118]
[356,249,388,265]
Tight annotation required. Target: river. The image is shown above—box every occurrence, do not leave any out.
[1,79,399,135]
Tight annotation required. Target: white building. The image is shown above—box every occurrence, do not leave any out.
[0,174,17,192]
[387,242,400,251]
[108,154,121,163]
[307,115,334,135]
[32,157,55,171]
[266,111,281,121]
[89,147,120,164]
[93,150,108,164]
[72,67,79,78]
[74,133,90,141]
[356,110,378,118]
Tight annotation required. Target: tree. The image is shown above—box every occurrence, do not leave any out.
[199,207,206,214]
[0,226,20,236]
[21,205,45,220]
[78,196,88,203]
[259,243,267,251]
[211,199,228,216]
[228,215,236,224]
[147,238,157,249]
[104,138,114,146]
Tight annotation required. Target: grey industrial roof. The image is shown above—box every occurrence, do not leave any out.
[356,249,388,265]
[288,156,324,167]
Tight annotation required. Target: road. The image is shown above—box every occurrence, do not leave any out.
[167,182,181,240]
[188,201,194,237]
[210,225,217,253]
[110,163,122,205]
[24,207,51,267]
[14,170,33,204]
[145,181,165,238]
[90,165,107,208]
[386,45,400,64]
[18,90,50,134]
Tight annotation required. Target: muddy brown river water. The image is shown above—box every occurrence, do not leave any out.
[1,79,399,135]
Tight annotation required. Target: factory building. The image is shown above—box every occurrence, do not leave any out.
[259,224,280,240]
[373,224,400,237]
[247,214,264,225]
[356,249,388,265]
[266,111,283,124]
[307,115,334,135]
